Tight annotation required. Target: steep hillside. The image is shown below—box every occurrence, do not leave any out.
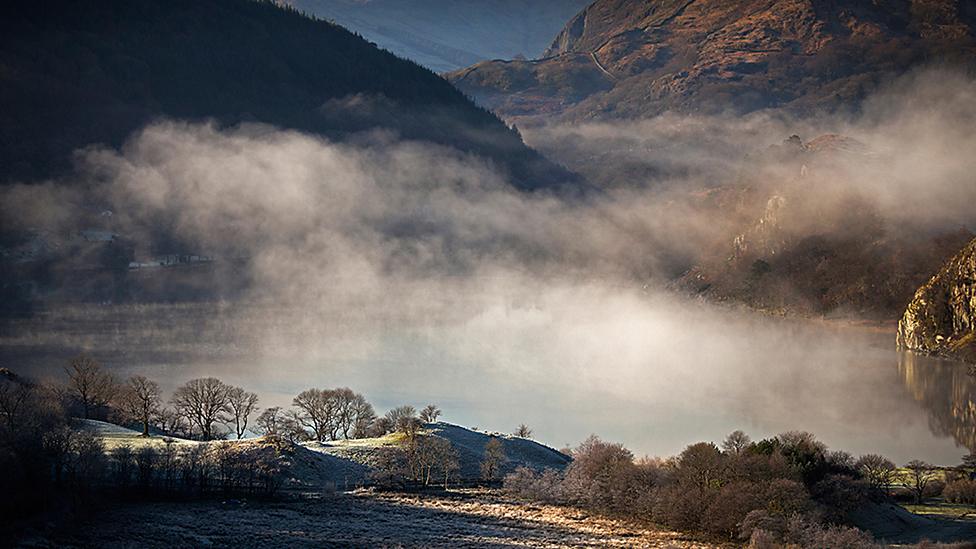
[281,0,591,73]
[449,0,976,121]
[0,0,571,189]
[898,237,976,362]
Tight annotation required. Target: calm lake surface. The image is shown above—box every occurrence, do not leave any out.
[2,299,972,465]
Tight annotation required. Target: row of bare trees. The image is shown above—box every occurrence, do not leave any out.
[58,356,451,443]
[61,357,260,441]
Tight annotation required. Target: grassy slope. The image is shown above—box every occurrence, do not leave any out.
[80,419,570,487]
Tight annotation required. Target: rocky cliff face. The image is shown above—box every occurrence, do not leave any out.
[898,238,976,362]
[448,0,976,122]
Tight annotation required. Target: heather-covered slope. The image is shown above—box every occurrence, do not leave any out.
[0,0,571,189]
[449,0,976,121]
[281,0,591,73]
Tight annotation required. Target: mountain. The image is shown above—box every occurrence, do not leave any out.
[448,0,976,121]
[280,0,592,73]
[675,135,974,320]
[898,237,976,362]
[0,0,572,189]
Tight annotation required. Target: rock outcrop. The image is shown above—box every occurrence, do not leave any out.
[898,238,976,362]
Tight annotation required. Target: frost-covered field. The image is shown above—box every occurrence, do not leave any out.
[56,489,716,548]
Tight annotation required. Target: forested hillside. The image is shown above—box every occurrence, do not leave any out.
[0,0,570,188]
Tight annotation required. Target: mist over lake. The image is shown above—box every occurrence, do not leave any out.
[3,297,968,465]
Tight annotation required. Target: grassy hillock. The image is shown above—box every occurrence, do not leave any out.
[77,419,570,489]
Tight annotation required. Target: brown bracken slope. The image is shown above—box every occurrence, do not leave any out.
[448,0,976,121]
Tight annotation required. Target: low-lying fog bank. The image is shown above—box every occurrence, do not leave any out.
[1,294,969,465]
[2,68,976,466]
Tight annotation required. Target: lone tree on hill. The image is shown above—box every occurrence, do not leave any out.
[386,405,419,435]
[171,377,231,440]
[481,437,506,482]
[117,375,162,436]
[64,355,117,419]
[419,404,441,424]
[514,424,532,438]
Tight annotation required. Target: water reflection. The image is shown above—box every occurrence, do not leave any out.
[898,351,976,454]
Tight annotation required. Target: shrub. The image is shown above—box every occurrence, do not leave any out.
[740,510,787,541]
[702,481,766,539]
[943,479,976,505]
[503,467,564,503]
[562,435,639,512]
[784,514,877,549]
[747,528,779,549]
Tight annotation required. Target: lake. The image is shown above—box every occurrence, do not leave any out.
[2,294,972,466]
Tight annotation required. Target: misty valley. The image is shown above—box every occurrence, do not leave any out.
[2,301,973,466]
[3,0,976,547]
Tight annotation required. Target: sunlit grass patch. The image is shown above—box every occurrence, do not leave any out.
[904,502,976,521]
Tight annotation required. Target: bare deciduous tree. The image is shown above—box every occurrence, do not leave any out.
[64,355,117,419]
[369,416,394,437]
[419,404,441,424]
[386,405,418,434]
[856,454,897,494]
[117,375,162,436]
[514,424,532,438]
[0,368,37,430]
[350,394,376,439]
[171,377,230,440]
[292,388,333,442]
[721,430,751,455]
[156,407,189,438]
[225,386,258,439]
[255,406,283,436]
[333,388,357,439]
[282,409,310,443]
[481,437,506,482]
[431,437,459,489]
[905,460,937,504]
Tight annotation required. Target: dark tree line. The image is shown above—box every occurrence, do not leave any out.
[0,0,569,189]
[0,356,460,542]
[51,355,450,444]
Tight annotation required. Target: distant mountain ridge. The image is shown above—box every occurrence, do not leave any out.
[0,0,572,189]
[281,0,592,73]
[449,0,976,121]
